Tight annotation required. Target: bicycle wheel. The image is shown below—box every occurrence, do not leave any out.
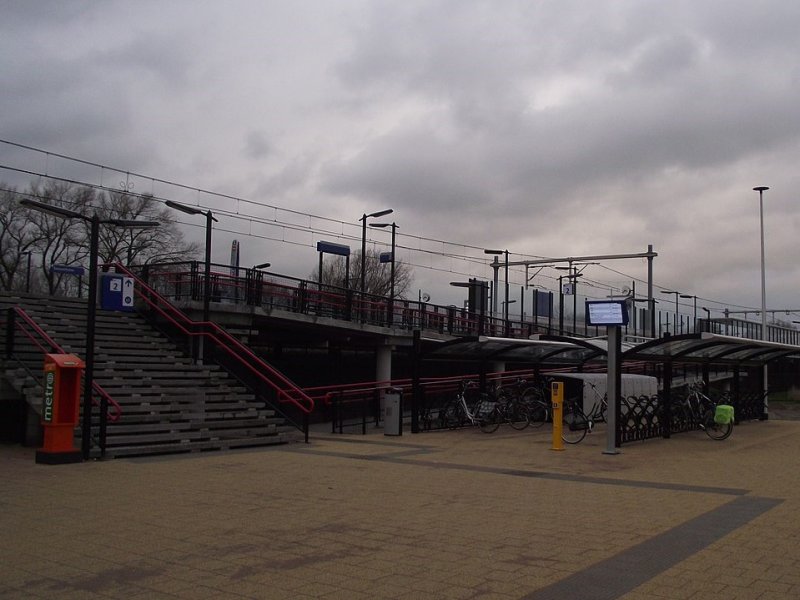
[596,397,607,423]
[479,405,502,433]
[521,386,546,406]
[669,402,690,433]
[527,401,549,428]
[702,410,733,441]
[522,387,549,428]
[440,401,464,429]
[418,409,432,431]
[562,404,589,444]
[506,400,531,430]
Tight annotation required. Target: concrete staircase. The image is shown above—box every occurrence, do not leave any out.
[0,292,299,458]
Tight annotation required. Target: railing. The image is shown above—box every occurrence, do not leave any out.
[140,261,800,343]
[110,263,315,436]
[139,261,553,338]
[309,369,550,434]
[3,306,121,422]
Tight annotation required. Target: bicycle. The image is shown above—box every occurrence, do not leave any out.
[584,381,608,423]
[440,380,501,433]
[494,378,535,430]
[672,381,733,441]
[561,396,593,444]
[511,379,550,428]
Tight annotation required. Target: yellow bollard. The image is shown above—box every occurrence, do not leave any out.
[551,381,565,451]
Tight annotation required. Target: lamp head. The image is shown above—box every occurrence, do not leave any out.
[20,199,84,220]
[165,200,216,221]
[109,219,160,228]
[165,200,204,216]
[363,208,393,220]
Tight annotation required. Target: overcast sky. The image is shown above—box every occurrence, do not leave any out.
[2,0,799,320]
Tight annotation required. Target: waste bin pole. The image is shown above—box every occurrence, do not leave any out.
[551,381,564,452]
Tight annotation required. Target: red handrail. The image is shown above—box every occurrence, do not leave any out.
[111,264,314,414]
[7,306,122,422]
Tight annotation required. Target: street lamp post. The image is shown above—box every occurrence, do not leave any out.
[250,263,271,306]
[680,294,698,332]
[165,201,218,363]
[754,186,769,343]
[661,290,680,334]
[754,185,769,417]
[370,221,398,325]
[359,208,393,294]
[558,275,565,335]
[485,249,509,335]
[359,208,393,322]
[19,199,159,460]
[556,265,584,334]
[21,250,32,293]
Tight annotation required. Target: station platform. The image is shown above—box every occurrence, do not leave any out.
[2,415,799,599]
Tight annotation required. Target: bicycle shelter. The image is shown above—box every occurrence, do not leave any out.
[410,331,800,446]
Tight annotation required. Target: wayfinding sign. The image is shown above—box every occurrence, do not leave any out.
[50,265,85,276]
[586,300,629,327]
[100,274,135,311]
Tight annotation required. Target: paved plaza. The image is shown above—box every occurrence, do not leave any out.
[2,417,799,599]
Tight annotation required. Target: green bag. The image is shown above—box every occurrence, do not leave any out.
[714,404,734,425]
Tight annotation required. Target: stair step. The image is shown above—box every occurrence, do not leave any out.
[95,434,291,458]
[0,290,303,458]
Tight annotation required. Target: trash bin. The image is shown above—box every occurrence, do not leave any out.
[36,353,84,464]
[384,389,403,436]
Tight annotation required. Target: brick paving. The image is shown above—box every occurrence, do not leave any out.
[1,418,798,599]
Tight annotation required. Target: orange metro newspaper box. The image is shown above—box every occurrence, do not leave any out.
[35,353,84,465]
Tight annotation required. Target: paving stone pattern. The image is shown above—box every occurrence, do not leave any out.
[1,418,798,599]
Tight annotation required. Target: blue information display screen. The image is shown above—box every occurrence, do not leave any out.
[586,300,629,326]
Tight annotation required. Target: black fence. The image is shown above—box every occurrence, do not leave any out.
[619,388,766,444]
[135,261,800,341]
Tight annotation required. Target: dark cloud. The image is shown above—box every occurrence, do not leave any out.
[244,131,272,159]
[2,0,800,310]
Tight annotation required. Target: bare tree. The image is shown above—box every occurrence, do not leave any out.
[312,248,413,298]
[1,181,202,295]
[93,191,201,265]
[0,185,39,291]
[25,181,93,295]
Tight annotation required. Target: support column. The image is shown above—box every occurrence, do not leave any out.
[411,330,421,433]
[376,344,393,424]
[662,360,673,439]
[604,326,621,454]
[647,244,655,339]
[376,344,392,382]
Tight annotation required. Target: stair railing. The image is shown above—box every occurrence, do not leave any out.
[4,306,122,422]
[110,263,314,435]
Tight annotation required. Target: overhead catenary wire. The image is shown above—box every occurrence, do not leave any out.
[0,138,764,312]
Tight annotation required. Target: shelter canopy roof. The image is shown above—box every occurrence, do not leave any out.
[422,332,800,368]
[623,332,800,365]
